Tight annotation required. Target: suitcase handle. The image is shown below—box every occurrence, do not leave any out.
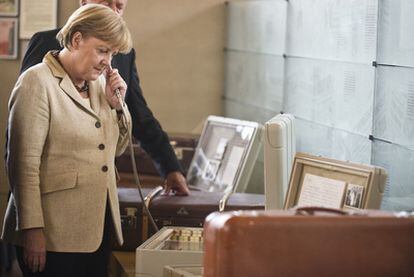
[142,186,164,242]
[295,206,348,216]
[144,185,164,207]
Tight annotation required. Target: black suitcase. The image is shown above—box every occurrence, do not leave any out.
[115,186,265,251]
[148,190,264,230]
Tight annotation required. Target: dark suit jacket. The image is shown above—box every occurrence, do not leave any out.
[21,29,182,177]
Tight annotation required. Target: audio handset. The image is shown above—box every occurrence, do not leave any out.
[107,64,127,115]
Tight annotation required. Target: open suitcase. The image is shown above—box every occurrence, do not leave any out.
[203,208,414,277]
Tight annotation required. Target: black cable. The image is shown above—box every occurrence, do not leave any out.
[126,132,160,233]
[112,76,160,234]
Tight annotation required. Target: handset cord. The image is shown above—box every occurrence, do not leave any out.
[111,66,160,233]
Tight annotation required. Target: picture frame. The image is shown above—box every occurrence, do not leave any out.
[284,153,387,210]
[0,0,19,16]
[344,183,365,209]
[0,17,18,59]
[20,0,57,39]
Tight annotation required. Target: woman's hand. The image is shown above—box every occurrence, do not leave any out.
[105,67,127,111]
[23,228,46,273]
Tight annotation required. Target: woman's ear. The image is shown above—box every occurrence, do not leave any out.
[71,32,83,50]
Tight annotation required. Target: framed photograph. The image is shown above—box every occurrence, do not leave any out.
[203,160,221,181]
[20,0,57,39]
[0,0,18,16]
[0,18,18,59]
[344,183,365,209]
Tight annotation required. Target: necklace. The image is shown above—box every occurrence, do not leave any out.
[52,50,89,94]
[74,81,89,93]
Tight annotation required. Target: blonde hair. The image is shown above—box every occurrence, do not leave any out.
[57,4,132,53]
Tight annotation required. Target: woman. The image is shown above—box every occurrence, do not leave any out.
[1,4,132,276]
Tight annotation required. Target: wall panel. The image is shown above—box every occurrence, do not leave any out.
[377,0,414,67]
[227,0,287,54]
[284,57,375,136]
[374,66,414,149]
[372,140,414,211]
[286,0,378,63]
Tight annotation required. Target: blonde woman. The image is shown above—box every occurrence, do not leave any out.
[21,0,190,197]
[2,4,132,276]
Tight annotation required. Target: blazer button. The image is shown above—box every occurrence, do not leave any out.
[102,165,108,172]
[95,121,101,128]
[98,144,105,150]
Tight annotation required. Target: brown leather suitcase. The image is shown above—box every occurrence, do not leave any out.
[148,190,265,230]
[203,207,414,277]
[115,186,265,251]
[115,133,198,175]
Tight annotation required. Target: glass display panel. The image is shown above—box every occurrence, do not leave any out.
[295,118,372,164]
[284,57,374,136]
[225,50,284,112]
[224,99,280,125]
[372,140,414,211]
[227,0,287,55]
[286,0,378,63]
[377,0,414,67]
[373,66,414,149]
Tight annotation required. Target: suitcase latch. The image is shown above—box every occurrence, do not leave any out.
[121,207,137,228]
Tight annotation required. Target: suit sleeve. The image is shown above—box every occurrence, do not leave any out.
[125,49,183,178]
[7,71,50,230]
[20,30,61,74]
[115,108,132,157]
[21,32,48,74]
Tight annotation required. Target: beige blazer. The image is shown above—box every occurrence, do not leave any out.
[1,52,131,252]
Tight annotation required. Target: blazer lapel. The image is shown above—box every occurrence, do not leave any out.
[43,51,100,119]
[88,78,102,116]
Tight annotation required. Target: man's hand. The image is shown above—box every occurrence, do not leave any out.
[23,228,46,273]
[163,171,190,196]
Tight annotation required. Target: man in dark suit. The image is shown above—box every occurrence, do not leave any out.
[20,0,190,195]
